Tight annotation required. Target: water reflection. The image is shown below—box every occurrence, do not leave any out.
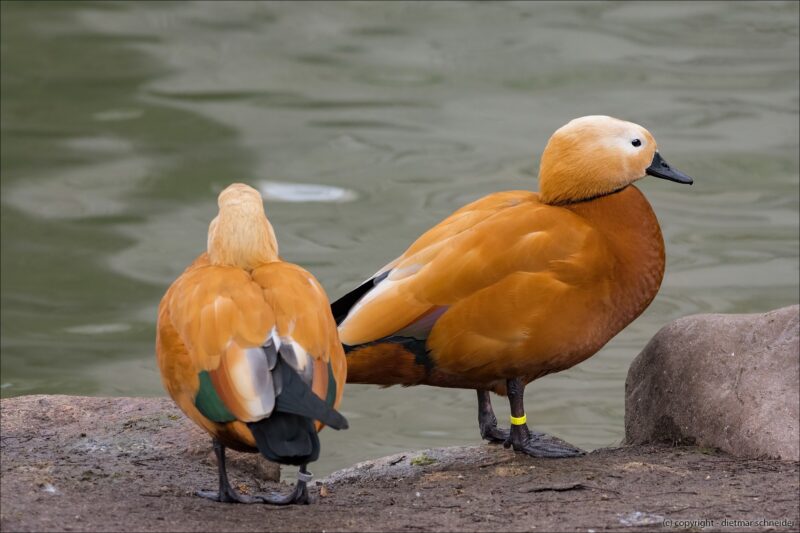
[258,181,358,203]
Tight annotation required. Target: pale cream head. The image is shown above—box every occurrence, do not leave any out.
[538,116,658,205]
[208,183,279,269]
[216,182,265,209]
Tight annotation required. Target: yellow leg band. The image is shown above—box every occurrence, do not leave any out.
[509,414,527,426]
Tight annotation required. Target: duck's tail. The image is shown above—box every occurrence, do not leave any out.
[247,358,348,465]
[248,412,320,466]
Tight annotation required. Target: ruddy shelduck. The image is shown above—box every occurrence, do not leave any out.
[156,183,348,505]
[331,115,693,458]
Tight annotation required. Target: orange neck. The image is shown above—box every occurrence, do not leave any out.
[565,185,665,331]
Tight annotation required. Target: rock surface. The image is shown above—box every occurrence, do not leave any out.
[2,395,798,532]
[626,305,799,460]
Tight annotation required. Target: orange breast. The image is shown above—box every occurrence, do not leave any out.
[429,186,665,385]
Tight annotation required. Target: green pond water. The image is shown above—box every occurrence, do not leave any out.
[2,1,798,477]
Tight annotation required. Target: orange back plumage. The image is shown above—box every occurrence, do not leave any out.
[156,183,347,456]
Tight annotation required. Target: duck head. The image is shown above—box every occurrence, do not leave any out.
[208,183,279,269]
[538,115,692,205]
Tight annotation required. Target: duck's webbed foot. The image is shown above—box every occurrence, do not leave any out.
[197,440,314,505]
[503,423,585,458]
[500,378,585,458]
[481,422,510,443]
[259,467,312,506]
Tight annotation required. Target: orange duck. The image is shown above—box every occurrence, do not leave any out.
[156,183,348,505]
[331,115,692,458]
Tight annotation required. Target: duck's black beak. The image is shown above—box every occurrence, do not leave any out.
[646,152,693,185]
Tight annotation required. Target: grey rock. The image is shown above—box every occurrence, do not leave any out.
[625,305,799,460]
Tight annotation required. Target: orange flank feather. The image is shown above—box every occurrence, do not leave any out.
[156,183,347,504]
[332,115,693,457]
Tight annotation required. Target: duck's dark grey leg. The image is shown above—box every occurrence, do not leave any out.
[196,439,265,504]
[477,390,510,443]
[503,378,585,458]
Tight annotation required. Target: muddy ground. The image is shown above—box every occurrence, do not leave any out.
[1,395,798,532]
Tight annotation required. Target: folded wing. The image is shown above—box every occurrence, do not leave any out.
[159,260,347,431]
[335,190,607,349]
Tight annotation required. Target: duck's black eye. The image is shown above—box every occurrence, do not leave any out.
[632,139,642,147]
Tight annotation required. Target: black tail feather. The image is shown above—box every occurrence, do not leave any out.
[247,413,320,466]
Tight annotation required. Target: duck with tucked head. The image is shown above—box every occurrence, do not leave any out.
[331,115,692,457]
[157,183,348,505]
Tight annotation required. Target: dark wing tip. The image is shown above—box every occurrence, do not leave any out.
[274,362,350,430]
[326,409,349,431]
[330,271,390,325]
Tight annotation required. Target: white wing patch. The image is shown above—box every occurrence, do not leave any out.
[219,344,276,422]
[338,270,404,335]
[243,346,276,417]
[269,326,282,352]
[279,336,314,386]
[216,328,285,423]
